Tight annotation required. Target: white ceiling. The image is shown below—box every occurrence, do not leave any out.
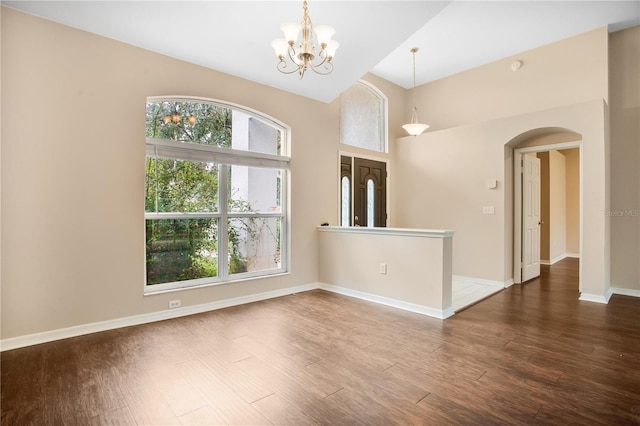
[5,1,639,103]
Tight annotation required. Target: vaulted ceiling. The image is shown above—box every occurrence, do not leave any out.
[5,1,639,103]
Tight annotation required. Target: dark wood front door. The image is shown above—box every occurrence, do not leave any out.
[353,157,386,227]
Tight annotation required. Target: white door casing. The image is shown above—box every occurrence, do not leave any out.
[522,153,541,281]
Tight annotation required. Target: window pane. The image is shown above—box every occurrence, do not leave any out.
[341,176,350,227]
[228,165,281,213]
[367,179,375,227]
[146,218,218,285]
[146,101,282,155]
[231,111,282,156]
[228,217,281,275]
[340,82,386,152]
[146,157,219,213]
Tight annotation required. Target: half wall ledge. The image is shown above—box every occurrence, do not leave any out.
[317,226,455,319]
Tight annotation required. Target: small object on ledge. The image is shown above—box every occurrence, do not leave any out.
[320,222,329,226]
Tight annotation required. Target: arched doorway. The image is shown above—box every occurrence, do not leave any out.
[507,127,582,289]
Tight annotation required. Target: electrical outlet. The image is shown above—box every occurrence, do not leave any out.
[379,263,387,274]
[482,206,495,215]
[168,299,181,309]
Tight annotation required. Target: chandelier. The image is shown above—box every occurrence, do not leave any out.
[402,48,429,136]
[271,1,339,79]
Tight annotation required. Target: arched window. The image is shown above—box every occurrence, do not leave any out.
[145,97,289,293]
[340,80,388,153]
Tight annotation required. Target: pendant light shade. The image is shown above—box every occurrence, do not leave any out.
[402,107,430,136]
[403,47,429,136]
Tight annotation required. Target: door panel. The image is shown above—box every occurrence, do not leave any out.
[354,158,386,227]
[522,153,541,281]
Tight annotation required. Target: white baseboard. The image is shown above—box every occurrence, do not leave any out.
[318,283,454,319]
[579,289,612,304]
[611,287,640,298]
[550,254,566,264]
[0,282,319,352]
[565,253,580,259]
[7,274,533,351]
[453,275,509,288]
[541,253,573,266]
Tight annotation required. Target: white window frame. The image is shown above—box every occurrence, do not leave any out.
[144,97,290,294]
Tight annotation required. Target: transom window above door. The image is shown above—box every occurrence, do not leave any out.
[340,81,388,153]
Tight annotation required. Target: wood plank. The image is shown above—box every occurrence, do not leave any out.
[175,358,270,425]
[251,393,318,426]
[2,258,639,424]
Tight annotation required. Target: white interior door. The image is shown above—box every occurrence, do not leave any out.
[522,153,541,281]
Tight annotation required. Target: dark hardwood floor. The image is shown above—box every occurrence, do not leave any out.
[2,258,639,425]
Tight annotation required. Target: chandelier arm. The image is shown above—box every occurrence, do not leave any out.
[276,45,306,75]
[316,48,329,62]
[310,58,333,75]
[276,60,302,75]
[286,44,299,64]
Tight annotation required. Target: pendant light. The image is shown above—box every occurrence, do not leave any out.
[402,47,429,136]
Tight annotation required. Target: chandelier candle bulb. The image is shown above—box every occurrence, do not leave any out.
[281,22,301,44]
[271,39,289,59]
[326,40,339,59]
[314,25,335,46]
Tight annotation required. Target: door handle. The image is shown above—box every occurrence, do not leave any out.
[539,221,544,225]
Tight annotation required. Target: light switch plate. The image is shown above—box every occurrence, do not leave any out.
[483,206,495,215]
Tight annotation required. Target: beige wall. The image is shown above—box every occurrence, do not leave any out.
[394,27,611,298]
[0,8,340,339]
[549,151,567,262]
[563,148,580,256]
[0,6,3,337]
[395,101,607,293]
[539,150,571,263]
[410,27,609,132]
[317,227,453,318]
[609,26,640,292]
[537,149,579,264]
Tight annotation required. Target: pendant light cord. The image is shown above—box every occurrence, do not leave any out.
[411,47,418,123]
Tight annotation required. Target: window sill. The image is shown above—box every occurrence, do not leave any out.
[143,270,290,296]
